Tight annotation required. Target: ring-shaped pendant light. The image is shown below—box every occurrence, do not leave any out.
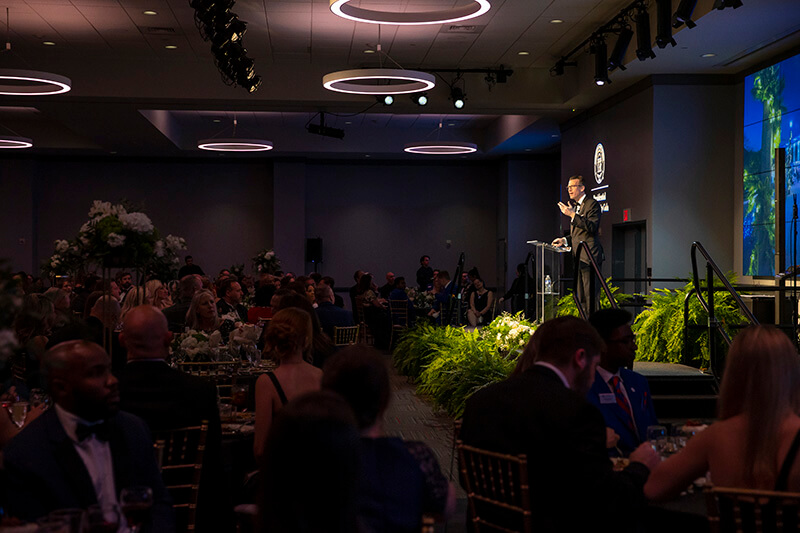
[404,141,478,155]
[330,0,491,25]
[323,69,435,95]
[197,139,274,152]
[0,69,71,96]
[0,136,33,149]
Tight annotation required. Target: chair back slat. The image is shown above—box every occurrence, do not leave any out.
[153,422,208,532]
[333,325,360,347]
[458,442,532,533]
[706,486,800,533]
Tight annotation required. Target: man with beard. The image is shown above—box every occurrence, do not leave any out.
[459,317,658,532]
[3,340,174,531]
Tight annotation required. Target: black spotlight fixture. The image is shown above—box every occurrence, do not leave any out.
[550,58,577,76]
[635,6,656,60]
[411,93,428,106]
[655,0,677,48]
[608,26,633,71]
[672,0,697,29]
[451,87,465,109]
[593,37,610,86]
[713,0,742,8]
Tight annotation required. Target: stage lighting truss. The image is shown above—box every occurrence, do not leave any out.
[404,141,478,155]
[323,69,436,95]
[0,136,33,149]
[330,0,491,25]
[0,69,71,96]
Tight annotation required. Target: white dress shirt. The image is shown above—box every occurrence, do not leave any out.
[534,361,570,389]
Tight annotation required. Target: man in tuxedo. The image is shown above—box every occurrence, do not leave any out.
[588,308,658,457]
[315,285,355,338]
[3,340,174,531]
[552,175,604,311]
[459,317,659,532]
[216,278,248,322]
[118,305,227,533]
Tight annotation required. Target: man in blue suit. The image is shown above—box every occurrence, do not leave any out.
[587,308,658,457]
[315,284,354,339]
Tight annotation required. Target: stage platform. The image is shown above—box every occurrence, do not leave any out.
[634,361,718,422]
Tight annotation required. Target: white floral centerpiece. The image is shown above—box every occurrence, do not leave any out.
[41,239,86,278]
[170,329,223,362]
[252,249,281,275]
[149,234,187,281]
[481,312,537,355]
[78,201,158,267]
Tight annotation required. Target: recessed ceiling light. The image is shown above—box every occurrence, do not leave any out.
[363,49,375,54]
[550,19,564,24]
[524,148,532,152]
[42,41,55,46]
[212,119,221,123]
[143,10,157,15]
[165,45,178,49]
[517,51,530,56]
[365,154,371,158]
[447,123,455,126]
[551,134,559,138]
[701,53,716,58]
[345,121,352,125]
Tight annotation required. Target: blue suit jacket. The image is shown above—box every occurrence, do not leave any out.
[315,301,355,338]
[3,408,175,531]
[586,368,658,457]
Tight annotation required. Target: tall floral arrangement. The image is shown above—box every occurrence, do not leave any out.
[252,249,281,275]
[41,239,86,278]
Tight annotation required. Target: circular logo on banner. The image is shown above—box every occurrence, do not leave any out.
[593,143,605,184]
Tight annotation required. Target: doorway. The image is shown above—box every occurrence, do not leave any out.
[612,221,647,297]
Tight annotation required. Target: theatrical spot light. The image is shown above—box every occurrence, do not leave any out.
[592,38,610,86]
[608,26,633,71]
[550,58,577,76]
[655,0,676,49]
[713,0,742,9]
[451,87,465,109]
[411,93,428,106]
[635,6,656,60]
[379,95,394,105]
[672,0,697,29]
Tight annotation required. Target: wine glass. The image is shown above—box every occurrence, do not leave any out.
[231,384,249,413]
[647,425,668,456]
[86,503,121,533]
[10,401,29,428]
[120,486,153,533]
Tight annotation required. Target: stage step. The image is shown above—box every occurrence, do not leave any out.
[633,362,718,421]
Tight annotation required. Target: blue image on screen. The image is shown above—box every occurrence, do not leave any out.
[743,53,800,277]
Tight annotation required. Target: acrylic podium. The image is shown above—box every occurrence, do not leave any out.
[526,240,570,323]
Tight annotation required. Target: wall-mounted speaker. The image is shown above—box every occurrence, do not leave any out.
[306,238,323,263]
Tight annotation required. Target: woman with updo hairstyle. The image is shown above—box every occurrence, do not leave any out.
[646,325,800,500]
[254,308,322,462]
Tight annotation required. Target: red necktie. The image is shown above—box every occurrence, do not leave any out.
[609,376,636,435]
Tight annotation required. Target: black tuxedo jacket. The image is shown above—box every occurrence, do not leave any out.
[118,360,227,533]
[567,195,604,266]
[459,365,649,532]
[2,408,174,531]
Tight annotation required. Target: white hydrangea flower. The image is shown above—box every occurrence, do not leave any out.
[107,233,126,247]
[208,330,223,347]
[154,240,165,257]
[165,235,186,251]
[51,257,61,267]
[88,200,113,219]
[80,221,94,235]
[265,251,274,258]
[55,239,69,253]
[119,212,154,233]
[111,203,127,216]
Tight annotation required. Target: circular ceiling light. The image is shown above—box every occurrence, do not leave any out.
[330,0,490,25]
[0,69,71,96]
[323,68,435,95]
[404,141,478,155]
[0,136,33,149]
[197,139,274,152]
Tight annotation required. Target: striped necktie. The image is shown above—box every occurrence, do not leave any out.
[609,376,636,435]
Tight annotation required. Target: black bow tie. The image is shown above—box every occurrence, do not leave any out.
[76,421,110,442]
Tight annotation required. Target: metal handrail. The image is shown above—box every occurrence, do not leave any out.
[573,240,618,320]
[690,241,758,382]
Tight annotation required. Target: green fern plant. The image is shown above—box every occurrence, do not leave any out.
[556,280,633,317]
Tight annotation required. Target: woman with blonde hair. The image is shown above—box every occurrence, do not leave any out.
[185,289,220,333]
[254,308,322,462]
[119,286,149,322]
[645,325,800,499]
[145,279,172,309]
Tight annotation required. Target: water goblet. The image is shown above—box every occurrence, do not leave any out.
[646,425,668,456]
[10,401,29,428]
[120,486,153,533]
[232,384,249,413]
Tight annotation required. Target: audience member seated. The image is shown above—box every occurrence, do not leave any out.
[119,286,149,322]
[429,271,455,325]
[459,316,659,532]
[43,287,71,329]
[145,279,172,310]
[83,279,121,318]
[587,308,658,457]
[2,340,174,531]
[499,263,535,313]
[70,274,100,315]
[319,275,345,308]
[216,277,248,322]
[349,270,364,313]
[116,271,133,301]
[274,292,334,368]
[467,277,494,327]
[163,274,202,333]
[315,285,354,339]
[322,346,456,532]
[185,289,220,334]
[645,325,800,499]
[254,308,323,463]
[388,277,415,326]
[118,305,228,533]
[258,391,361,533]
[379,272,395,300]
[178,255,205,279]
[200,276,216,297]
[11,294,54,388]
[86,295,125,376]
[356,273,391,348]
[254,272,276,307]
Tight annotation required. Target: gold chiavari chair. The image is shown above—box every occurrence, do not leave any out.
[333,325,360,347]
[706,486,800,533]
